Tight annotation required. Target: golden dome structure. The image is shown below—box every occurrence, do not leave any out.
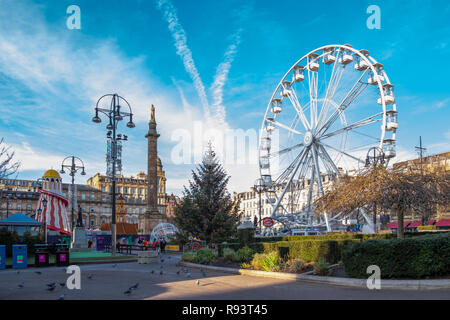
[43,169,61,179]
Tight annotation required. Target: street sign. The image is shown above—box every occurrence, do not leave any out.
[262,218,274,228]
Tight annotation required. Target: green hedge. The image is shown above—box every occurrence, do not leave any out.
[260,239,358,263]
[282,233,394,241]
[342,233,450,279]
[252,236,284,243]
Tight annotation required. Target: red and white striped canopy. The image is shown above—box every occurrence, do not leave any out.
[35,189,70,235]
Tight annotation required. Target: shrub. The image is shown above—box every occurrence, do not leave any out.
[314,259,331,276]
[261,240,343,263]
[342,233,450,279]
[181,251,196,262]
[287,259,306,273]
[236,246,255,262]
[240,262,251,269]
[0,228,20,257]
[250,251,282,272]
[22,231,44,255]
[250,253,265,270]
[223,248,238,263]
[253,236,283,243]
[194,248,218,265]
[218,243,241,256]
[282,233,394,242]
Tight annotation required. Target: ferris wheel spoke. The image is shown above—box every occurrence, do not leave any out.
[286,85,311,131]
[306,155,315,212]
[274,146,307,185]
[311,144,324,196]
[317,143,342,177]
[268,118,304,136]
[269,143,304,159]
[316,61,345,131]
[271,147,310,215]
[319,112,383,140]
[307,62,319,129]
[318,69,369,136]
[320,142,365,164]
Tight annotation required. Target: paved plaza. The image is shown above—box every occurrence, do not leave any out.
[1,254,449,300]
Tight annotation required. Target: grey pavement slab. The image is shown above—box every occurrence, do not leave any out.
[1,253,449,300]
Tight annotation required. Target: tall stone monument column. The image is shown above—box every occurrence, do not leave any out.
[140,105,166,234]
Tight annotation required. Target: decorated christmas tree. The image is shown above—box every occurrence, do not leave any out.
[174,143,241,244]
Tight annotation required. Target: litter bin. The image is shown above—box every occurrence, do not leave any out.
[34,244,49,267]
[56,245,70,266]
[12,245,27,269]
[0,245,5,270]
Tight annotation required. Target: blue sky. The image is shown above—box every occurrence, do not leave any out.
[0,0,449,195]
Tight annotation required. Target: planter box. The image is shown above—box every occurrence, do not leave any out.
[138,251,158,264]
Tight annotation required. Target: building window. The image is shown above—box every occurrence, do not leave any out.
[131,188,135,194]
[91,194,95,200]
[117,187,121,193]
[81,193,86,200]
[102,186,106,192]
[27,204,32,210]
[17,204,21,210]
[124,187,128,194]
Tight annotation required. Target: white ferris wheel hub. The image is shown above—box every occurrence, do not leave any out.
[303,131,313,147]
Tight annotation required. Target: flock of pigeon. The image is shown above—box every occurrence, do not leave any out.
[122,254,207,296]
[14,253,207,299]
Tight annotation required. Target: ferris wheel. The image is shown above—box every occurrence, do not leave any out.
[258,44,398,230]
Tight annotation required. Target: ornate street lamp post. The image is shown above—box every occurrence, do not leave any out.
[39,198,48,243]
[89,208,94,229]
[254,178,267,235]
[60,156,86,231]
[365,147,385,233]
[92,94,135,256]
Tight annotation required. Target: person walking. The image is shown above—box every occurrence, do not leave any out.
[161,238,167,253]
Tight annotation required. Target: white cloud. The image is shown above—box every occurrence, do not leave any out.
[156,0,211,119]
[210,29,242,125]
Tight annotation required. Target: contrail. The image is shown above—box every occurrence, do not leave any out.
[210,28,242,126]
[156,0,210,119]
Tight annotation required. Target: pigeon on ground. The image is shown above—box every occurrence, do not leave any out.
[58,294,65,300]
[16,271,20,274]
[196,280,200,286]
[87,274,93,279]
[46,286,56,292]
[160,259,164,263]
[186,272,191,278]
[47,282,56,287]
[124,289,132,295]
[35,271,42,275]
[59,282,65,287]
[129,283,139,290]
[18,282,24,288]
[112,264,117,268]
[176,270,180,275]
[151,270,154,274]
[160,271,163,275]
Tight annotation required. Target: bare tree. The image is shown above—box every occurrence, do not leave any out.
[314,164,450,239]
[0,138,20,179]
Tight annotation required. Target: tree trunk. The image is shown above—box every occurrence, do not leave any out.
[397,206,404,239]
